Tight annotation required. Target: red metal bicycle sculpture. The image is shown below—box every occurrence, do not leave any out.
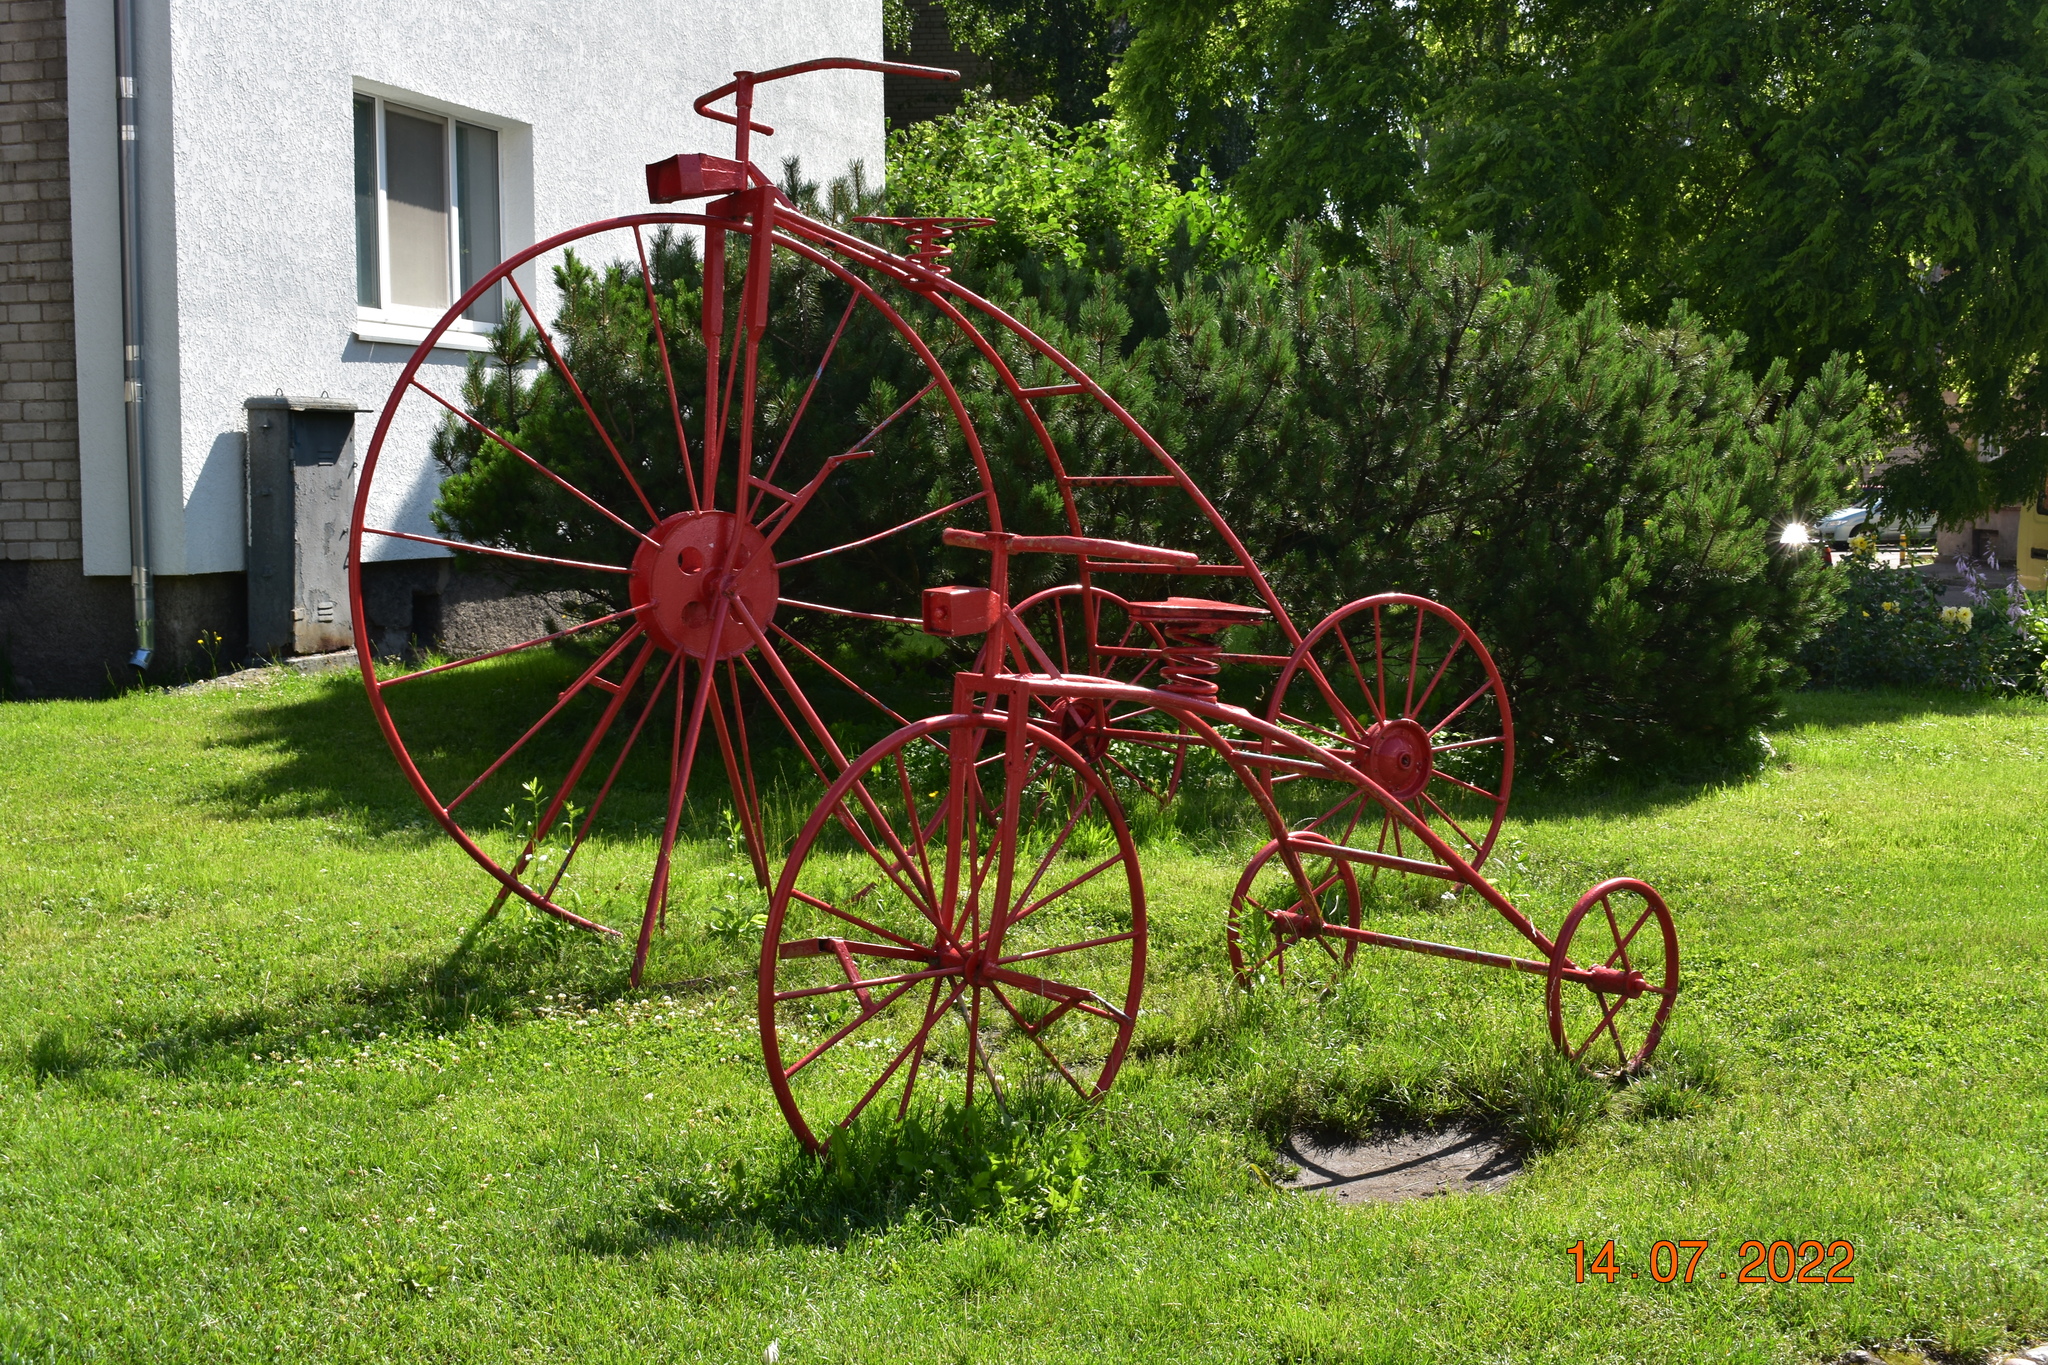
[349,58,1678,1152]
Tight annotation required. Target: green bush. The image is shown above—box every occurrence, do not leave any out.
[959,216,1871,775]
[886,91,1247,274]
[1802,541,2048,694]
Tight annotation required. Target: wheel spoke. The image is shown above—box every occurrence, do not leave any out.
[1000,851,1126,938]
[1419,791,1485,857]
[749,292,858,521]
[410,380,656,547]
[445,626,643,812]
[786,975,951,1081]
[1409,632,1464,724]
[774,964,955,1002]
[1429,768,1500,803]
[541,647,682,901]
[505,272,660,526]
[494,637,659,899]
[631,224,700,510]
[1332,623,1381,728]
[988,985,1088,1098]
[629,656,696,981]
[1403,608,1425,717]
[360,526,632,576]
[1607,903,1655,971]
[897,979,950,1121]
[777,596,923,627]
[1427,682,1498,738]
[996,929,1137,967]
[379,607,638,688]
[894,752,946,916]
[705,661,770,886]
[812,784,944,929]
[1432,733,1505,753]
[1102,751,1166,807]
[767,621,912,729]
[774,491,987,569]
[1372,604,1388,723]
[786,888,934,956]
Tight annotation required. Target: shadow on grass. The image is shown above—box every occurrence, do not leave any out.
[193,645,901,850]
[1778,685,2042,731]
[1500,687,2039,825]
[85,907,736,1083]
[575,1094,1099,1252]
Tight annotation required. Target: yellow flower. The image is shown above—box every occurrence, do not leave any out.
[1880,601,1898,613]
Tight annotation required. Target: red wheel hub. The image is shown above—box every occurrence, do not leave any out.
[1360,717,1432,800]
[1047,696,1111,763]
[630,511,778,659]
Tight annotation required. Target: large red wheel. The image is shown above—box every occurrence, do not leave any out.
[349,209,1011,983]
[1262,595,1514,889]
[1547,879,1678,1075]
[759,714,1146,1151]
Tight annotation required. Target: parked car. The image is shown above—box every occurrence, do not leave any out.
[1815,504,1937,548]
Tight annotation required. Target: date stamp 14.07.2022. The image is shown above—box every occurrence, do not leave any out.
[1568,1240,1856,1285]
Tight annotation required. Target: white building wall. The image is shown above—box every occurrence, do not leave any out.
[71,0,884,577]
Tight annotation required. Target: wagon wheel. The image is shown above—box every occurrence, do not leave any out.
[759,714,1146,1151]
[1225,832,1362,989]
[1546,878,1678,1075]
[348,210,1004,984]
[997,584,1195,804]
[1262,595,1514,903]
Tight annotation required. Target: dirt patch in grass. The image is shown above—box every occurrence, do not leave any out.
[1279,1125,1521,1204]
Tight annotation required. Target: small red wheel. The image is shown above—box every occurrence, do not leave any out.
[1226,832,1361,989]
[998,584,1193,802]
[1546,878,1678,1075]
[759,713,1147,1151]
[1264,594,1514,879]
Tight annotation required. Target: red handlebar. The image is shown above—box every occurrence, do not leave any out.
[694,58,961,138]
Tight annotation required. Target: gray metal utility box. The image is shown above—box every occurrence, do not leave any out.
[246,396,361,657]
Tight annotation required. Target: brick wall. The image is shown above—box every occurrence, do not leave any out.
[0,0,77,565]
[884,0,990,128]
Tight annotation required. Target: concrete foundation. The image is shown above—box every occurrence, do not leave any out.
[0,563,245,697]
[0,557,575,700]
[354,560,578,661]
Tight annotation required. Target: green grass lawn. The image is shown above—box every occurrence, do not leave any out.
[2,669,2045,1363]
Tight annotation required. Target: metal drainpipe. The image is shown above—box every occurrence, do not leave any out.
[114,0,152,669]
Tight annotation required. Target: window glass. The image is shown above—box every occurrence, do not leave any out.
[455,122,501,322]
[352,96,379,307]
[384,107,449,309]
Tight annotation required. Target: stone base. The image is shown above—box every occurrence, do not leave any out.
[1,556,579,699]
[0,560,245,698]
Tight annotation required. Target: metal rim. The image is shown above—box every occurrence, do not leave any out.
[1264,593,1515,873]
[758,713,1147,1152]
[348,209,1020,974]
[1545,878,1679,1075]
[1226,833,1361,988]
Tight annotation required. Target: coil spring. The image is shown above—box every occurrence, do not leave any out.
[851,216,996,279]
[1158,618,1227,697]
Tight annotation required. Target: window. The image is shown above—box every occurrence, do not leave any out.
[353,93,503,328]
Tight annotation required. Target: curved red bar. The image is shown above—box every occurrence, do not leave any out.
[941,527,1200,566]
[694,57,961,135]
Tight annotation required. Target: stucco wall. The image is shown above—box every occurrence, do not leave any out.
[69,0,884,578]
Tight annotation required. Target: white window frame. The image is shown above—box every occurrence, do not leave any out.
[352,83,529,354]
